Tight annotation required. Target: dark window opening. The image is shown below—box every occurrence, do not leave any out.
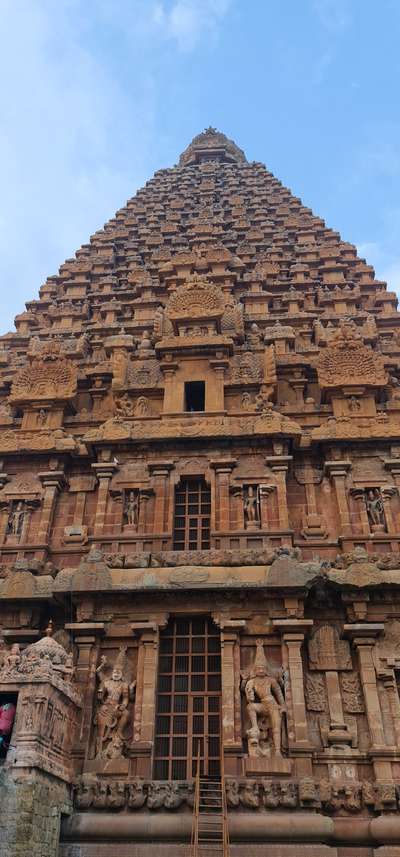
[185,381,205,412]
[173,479,211,551]
[153,617,221,780]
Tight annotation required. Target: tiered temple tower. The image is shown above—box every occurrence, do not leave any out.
[1,129,400,856]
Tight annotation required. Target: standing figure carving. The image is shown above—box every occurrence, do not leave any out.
[94,646,135,759]
[243,486,260,529]
[124,490,140,529]
[241,638,286,758]
[365,489,385,531]
[7,501,25,537]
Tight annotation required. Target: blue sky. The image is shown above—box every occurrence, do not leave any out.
[1,0,400,333]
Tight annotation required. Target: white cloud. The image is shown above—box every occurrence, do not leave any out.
[152,0,231,51]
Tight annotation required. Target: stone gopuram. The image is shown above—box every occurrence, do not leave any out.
[2,129,400,856]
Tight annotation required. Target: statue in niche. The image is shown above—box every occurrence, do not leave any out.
[241,639,286,758]
[241,391,252,410]
[94,646,136,759]
[243,485,260,529]
[134,396,150,417]
[6,501,25,538]
[255,390,275,417]
[37,408,48,425]
[365,489,385,531]
[115,393,134,419]
[348,396,360,412]
[124,490,140,528]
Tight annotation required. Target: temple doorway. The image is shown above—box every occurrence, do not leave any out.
[153,616,222,779]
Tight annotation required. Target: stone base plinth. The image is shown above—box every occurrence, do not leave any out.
[243,755,292,776]
[84,758,129,776]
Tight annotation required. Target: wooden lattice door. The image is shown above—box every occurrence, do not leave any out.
[173,479,211,551]
[154,617,222,780]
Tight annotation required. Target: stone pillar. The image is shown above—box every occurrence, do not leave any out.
[65,622,105,759]
[382,672,400,748]
[324,460,352,537]
[213,615,245,774]
[265,455,292,531]
[148,462,174,534]
[0,472,9,543]
[273,619,313,776]
[37,470,66,543]
[210,460,236,531]
[91,461,118,538]
[344,623,393,780]
[131,615,167,777]
[381,486,397,534]
[160,362,179,414]
[349,488,371,535]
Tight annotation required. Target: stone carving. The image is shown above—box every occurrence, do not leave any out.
[365,488,386,531]
[305,673,327,712]
[239,779,260,808]
[308,625,352,671]
[9,341,77,403]
[71,774,400,814]
[134,395,151,416]
[124,490,140,528]
[167,274,224,321]
[340,672,365,713]
[243,485,260,529]
[317,320,387,389]
[6,500,26,537]
[221,297,245,340]
[229,352,263,384]
[94,647,135,759]
[179,127,247,165]
[115,392,135,418]
[126,359,162,388]
[153,305,174,341]
[0,622,75,684]
[241,639,286,758]
[84,412,301,444]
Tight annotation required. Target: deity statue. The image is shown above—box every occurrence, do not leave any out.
[94,647,135,759]
[243,485,260,528]
[134,396,150,417]
[124,490,139,528]
[365,489,385,530]
[241,391,252,410]
[7,501,25,537]
[115,393,134,418]
[241,638,286,758]
[37,408,48,425]
[255,390,275,417]
[1,642,21,674]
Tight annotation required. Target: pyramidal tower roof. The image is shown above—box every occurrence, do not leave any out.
[3,126,391,341]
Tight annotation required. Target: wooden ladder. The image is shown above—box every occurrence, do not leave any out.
[189,754,230,857]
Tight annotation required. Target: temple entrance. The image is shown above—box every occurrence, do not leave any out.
[154,617,222,780]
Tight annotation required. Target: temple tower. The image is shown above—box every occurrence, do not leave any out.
[1,128,400,856]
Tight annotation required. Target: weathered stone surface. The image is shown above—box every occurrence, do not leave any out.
[1,128,400,857]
